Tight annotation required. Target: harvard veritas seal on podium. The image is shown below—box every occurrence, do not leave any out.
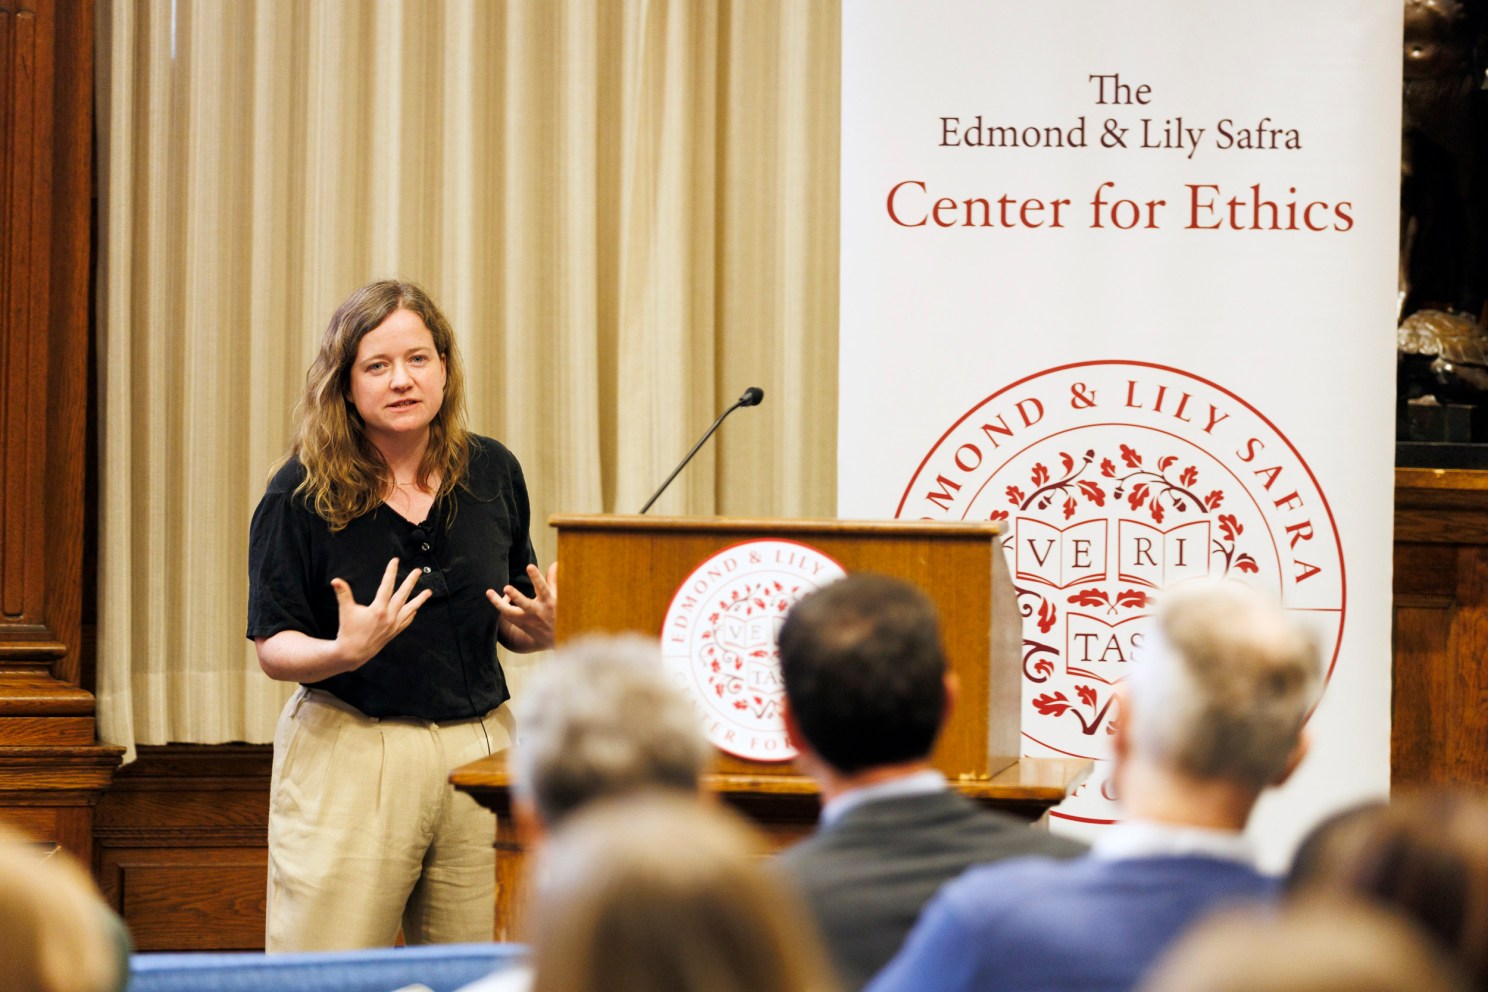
[661,540,847,762]
[898,360,1345,825]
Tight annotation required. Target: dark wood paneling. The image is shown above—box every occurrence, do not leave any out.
[99,851,268,951]
[95,745,274,951]
[0,0,83,662]
[0,803,86,849]
[0,0,119,866]
[1393,469,1488,788]
[0,743,120,860]
[0,1,46,628]
[0,716,94,745]
[43,0,93,692]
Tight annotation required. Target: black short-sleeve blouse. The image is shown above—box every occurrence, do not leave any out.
[246,435,538,720]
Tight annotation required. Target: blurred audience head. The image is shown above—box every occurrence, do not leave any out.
[1286,789,1488,989]
[1284,799,1387,891]
[1123,580,1321,792]
[529,792,836,992]
[1139,895,1468,992]
[0,825,128,992]
[778,573,949,775]
[513,634,710,833]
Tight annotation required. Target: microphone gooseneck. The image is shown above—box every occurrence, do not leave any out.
[638,387,766,514]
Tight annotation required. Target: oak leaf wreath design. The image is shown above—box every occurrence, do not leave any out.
[992,443,1259,736]
[699,579,796,718]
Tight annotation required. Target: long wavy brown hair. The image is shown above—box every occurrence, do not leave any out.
[289,280,471,531]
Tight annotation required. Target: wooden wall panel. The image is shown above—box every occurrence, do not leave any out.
[0,802,88,852]
[0,0,120,864]
[99,849,268,951]
[0,0,72,659]
[95,745,273,951]
[1393,469,1488,788]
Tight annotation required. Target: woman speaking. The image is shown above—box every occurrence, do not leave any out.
[247,281,556,950]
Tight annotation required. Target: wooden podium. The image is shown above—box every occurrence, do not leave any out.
[551,514,1026,779]
[451,515,1090,938]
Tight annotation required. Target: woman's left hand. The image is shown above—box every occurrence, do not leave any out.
[488,561,558,653]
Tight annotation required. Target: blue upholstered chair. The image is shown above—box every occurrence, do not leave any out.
[126,943,527,992]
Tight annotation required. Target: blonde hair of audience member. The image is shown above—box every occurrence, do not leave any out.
[529,793,838,992]
[1139,896,1468,992]
[0,825,124,992]
[511,634,711,840]
[1287,790,1488,989]
[1116,580,1321,827]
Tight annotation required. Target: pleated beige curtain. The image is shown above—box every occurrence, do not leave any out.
[95,0,840,759]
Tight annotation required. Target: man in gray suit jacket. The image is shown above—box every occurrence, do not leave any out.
[775,574,1085,991]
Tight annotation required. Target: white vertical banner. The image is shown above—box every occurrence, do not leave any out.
[839,1,1400,865]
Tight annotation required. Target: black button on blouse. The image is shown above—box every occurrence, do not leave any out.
[246,436,538,720]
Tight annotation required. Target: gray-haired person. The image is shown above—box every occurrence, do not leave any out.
[458,634,712,992]
[868,579,1322,992]
[509,634,710,840]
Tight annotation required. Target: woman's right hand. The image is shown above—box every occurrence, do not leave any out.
[331,557,432,669]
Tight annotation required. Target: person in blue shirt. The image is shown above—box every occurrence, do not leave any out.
[866,580,1321,992]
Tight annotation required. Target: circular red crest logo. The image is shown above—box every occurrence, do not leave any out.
[661,540,848,762]
[897,361,1345,826]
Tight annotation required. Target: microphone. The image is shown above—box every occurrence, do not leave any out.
[639,387,765,514]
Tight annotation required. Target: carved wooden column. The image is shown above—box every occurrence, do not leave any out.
[0,0,121,862]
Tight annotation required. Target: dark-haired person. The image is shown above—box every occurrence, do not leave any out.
[247,281,556,951]
[1286,790,1488,990]
[1282,799,1385,893]
[774,573,1084,991]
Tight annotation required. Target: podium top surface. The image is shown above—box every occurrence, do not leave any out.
[549,514,1004,537]
[450,751,1091,808]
